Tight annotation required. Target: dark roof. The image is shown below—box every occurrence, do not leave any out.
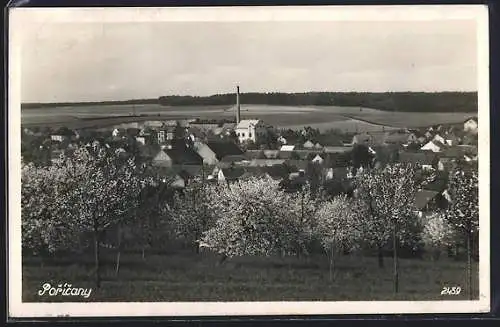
[206,141,244,161]
[440,146,467,159]
[323,152,352,168]
[399,152,437,166]
[221,167,246,180]
[415,190,440,210]
[221,154,248,163]
[262,164,291,180]
[165,147,203,165]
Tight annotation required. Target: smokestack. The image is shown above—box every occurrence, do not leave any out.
[236,85,241,124]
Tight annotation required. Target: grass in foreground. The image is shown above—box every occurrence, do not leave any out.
[22,250,479,302]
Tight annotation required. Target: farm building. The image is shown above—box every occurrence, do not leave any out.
[235,119,268,143]
[420,140,447,153]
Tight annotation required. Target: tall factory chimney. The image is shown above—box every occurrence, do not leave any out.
[236,85,241,124]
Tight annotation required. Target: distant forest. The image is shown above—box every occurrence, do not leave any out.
[22,91,477,112]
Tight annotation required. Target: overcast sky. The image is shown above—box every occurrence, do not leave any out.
[20,19,477,103]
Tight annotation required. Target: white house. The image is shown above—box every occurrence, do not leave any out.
[136,136,146,145]
[280,145,295,152]
[303,140,315,149]
[235,119,267,143]
[432,134,446,145]
[311,154,324,164]
[463,117,478,134]
[421,140,445,153]
[112,128,121,137]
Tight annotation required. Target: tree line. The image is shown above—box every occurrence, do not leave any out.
[158,92,477,113]
[22,92,477,113]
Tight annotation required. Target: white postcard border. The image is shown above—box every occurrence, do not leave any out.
[8,5,491,317]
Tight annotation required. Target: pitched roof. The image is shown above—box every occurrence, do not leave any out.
[280,145,296,151]
[165,147,203,165]
[206,141,244,161]
[324,146,352,153]
[236,119,261,129]
[221,154,248,163]
[303,140,315,148]
[414,190,440,210]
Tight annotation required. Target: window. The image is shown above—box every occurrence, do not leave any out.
[242,133,245,137]
[237,133,240,136]
[249,133,252,138]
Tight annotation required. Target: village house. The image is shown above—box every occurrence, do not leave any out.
[280,145,295,152]
[302,140,315,149]
[235,119,268,143]
[217,167,246,184]
[432,134,446,145]
[152,149,173,168]
[463,117,478,134]
[311,154,325,165]
[420,140,447,153]
[194,141,244,165]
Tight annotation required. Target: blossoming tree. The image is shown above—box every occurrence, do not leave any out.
[315,195,363,280]
[354,163,418,293]
[22,144,152,287]
[444,167,479,299]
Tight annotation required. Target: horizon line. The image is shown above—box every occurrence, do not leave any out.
[21,90,478,105]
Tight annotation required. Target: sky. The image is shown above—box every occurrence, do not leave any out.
[20,19,478,103]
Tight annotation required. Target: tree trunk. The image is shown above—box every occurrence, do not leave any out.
[393,224,399,294]
[329,245,335,282]
[94,233,101,289]
[115,224,123,276]
[377,246,384,268]
[467,232,473,300]
[115,251,121,276]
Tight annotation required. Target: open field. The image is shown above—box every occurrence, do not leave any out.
[23,250,478,302]
[21,104,476,132]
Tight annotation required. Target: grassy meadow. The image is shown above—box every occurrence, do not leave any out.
[22,248,479,302]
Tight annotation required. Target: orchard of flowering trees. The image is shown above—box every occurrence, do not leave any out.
[22,146,479,297]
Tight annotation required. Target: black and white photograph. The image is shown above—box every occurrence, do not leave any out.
[8,5,490,317]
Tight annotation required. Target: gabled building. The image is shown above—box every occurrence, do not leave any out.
[421,140,447,153]
[206,141,245,162]
[235,119,267,143]
[303,140,315,149]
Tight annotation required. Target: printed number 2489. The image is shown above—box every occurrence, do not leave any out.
[441,286,461,295]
